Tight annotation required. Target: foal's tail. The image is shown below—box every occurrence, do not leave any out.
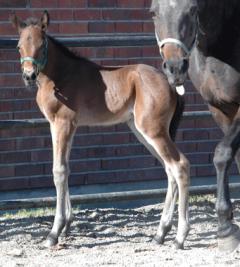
[169,93,185,141]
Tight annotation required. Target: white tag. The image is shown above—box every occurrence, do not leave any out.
[176,85,185,95]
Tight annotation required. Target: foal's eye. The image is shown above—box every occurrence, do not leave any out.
[16,45,20,51]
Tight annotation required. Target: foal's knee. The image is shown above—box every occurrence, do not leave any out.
[53,165,69,186]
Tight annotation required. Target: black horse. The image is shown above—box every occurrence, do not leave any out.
[151,0,240,252]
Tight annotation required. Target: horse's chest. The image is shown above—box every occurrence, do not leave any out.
[193,58,240,105]
[36,87,59,122]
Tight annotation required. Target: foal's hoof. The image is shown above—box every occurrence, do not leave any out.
[218,224,240,253]
[44,234,58,248]
[152,234,164,245]
[173,239,184,250]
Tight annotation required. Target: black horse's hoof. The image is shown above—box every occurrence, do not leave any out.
[152,234,164,245]
[45,234,58,248]
[173,239,184,250]
[218,224,240,253]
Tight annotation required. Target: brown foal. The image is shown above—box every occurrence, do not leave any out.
[11,11,190,249]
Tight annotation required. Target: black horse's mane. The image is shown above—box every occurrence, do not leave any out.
[197,0,240,61]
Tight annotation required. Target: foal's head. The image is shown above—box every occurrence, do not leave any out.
[151,0,198,86]
[10,11,49,88]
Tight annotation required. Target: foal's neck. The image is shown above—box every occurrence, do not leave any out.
[38,36,100,89]
[39,37,71,84]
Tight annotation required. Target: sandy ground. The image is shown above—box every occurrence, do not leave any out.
[0,197,240,267]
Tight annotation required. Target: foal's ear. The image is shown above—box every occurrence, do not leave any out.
[9,13,26,33]
[41,10,50,31]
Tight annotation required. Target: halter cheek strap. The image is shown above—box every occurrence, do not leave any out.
[20,38,48,71]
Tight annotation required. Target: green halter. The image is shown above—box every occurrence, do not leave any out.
[20,38,48,71]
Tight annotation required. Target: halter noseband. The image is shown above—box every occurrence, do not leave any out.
[155,32,192,59]
[20,38,48,72]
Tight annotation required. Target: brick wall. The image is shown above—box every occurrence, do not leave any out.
[0,0,236,191]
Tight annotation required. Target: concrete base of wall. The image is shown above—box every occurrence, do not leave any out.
[0,175,239,210]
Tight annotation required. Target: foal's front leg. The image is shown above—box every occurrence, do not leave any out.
[45,119,75,247]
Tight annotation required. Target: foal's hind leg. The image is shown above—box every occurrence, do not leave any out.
[153,173,178,245]
[45,120,76,247]
[128,119,177,244]
[132,122,190,249]
[128,120,178,244]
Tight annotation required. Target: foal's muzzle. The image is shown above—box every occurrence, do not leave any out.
[162,58,189,86]
[22,69,38,87]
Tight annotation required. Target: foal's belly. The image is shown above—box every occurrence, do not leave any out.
[76,105,133,127]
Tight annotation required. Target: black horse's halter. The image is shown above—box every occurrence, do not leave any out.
[155,33,192,59]
[155,13,199,60]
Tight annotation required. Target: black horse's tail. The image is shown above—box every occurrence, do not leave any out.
[169,93,185,141]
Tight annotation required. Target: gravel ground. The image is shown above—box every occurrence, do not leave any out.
[0,197,240,267]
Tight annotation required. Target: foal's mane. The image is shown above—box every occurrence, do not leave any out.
[47,35,99,67]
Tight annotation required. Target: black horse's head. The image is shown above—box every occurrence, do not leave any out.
[151,0,198,86]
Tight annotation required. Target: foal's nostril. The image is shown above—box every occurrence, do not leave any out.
[31,73,36,81]
[162,61,167,70]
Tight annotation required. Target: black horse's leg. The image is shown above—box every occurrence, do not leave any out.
[213,118,240,252]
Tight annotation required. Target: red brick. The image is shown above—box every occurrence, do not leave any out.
[15,163,45,176]
[115,22,143,33]
[0,50,18,60]
[0,23,17,36]
[0,0,27,8]
[143,21,154,33]
[196,141,218,153]
[49,9,74,21]
[129,156,156,168]
[28,176,54,189]
[0,151,31,164]
[0,139,15,151]
[16,137,45,150]
[103,133,130,145]
[102,9,149,20]
[86,171,116,184]
[59,22,88,34]
[30,0,58,8]
[183,129,209,141]
[0,166,15,179]
[88,0,117,8]
[72,0,88,7]
[114,47,142,58]
[196,165,216,177]
[58,0,73,7]
[31,150,52,162]
[74,9,102,20]
[144,0,152,8]
[141,46,159,57]
[117,0,145,8]
[101,158,129,170]
[88,21,115,33]
[95,47,114,58]
[0,74,22,87]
